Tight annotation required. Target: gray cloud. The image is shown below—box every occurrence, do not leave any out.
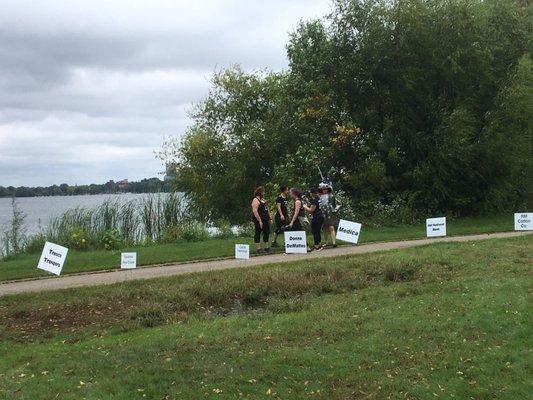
[0,0,330,186]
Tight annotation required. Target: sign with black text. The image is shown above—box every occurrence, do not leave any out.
[235,244,250,260]
[121,252,137,269]
[426,217,446,237]
[37,242,68,276]
[514,213,532,231]
[284,231,307,254]
[336,219,362,244]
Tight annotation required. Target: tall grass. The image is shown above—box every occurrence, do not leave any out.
[0,193,243,258]
[0,198,27,259]
[40,193,215,251]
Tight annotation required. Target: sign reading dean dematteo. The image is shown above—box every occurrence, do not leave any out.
[336,219,362,244]
[284,231,307,254]
[37,241,69,276]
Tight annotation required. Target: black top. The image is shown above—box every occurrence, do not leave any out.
[295,198,306,217]
[276,195,289,218]
[310,197,323,218]
[255,197,269,221]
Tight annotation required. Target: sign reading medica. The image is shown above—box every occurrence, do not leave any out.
[284,231,307,254]
[336,219,362,244]
[37,241,69,276]
[514,213,532,231]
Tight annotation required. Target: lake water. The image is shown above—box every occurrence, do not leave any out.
[0,193,152,235]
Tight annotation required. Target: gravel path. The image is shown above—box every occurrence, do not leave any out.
[1,231,530,297]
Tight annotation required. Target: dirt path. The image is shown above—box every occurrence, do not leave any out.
[1,231,530,297]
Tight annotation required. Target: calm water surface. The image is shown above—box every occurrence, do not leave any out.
[0,193,152,235]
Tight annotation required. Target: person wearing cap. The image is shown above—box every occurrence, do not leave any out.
[318,182,341,248]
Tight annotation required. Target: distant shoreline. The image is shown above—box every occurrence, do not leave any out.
[0,177,172,198]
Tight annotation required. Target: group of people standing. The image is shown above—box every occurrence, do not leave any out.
[251,183,341,254]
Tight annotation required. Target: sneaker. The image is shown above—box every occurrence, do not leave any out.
[332,244,338,248]
[264,247,271,253]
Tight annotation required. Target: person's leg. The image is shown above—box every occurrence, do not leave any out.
[262,220,270,250]
[311,218,321,247]
[311,218,320,247]
[272,215,282,245]
[253,219,262,252]
[329,225,337,247]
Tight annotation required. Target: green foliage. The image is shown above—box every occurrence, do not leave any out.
[66,228,90,251]
[161,0,532,223]
[100,229,121,251]
[0,198,27,259]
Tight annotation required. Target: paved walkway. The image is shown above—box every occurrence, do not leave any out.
[0,231,530,297]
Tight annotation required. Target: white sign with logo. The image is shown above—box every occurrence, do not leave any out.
[235,244,250,260]
[426,217,446,237]
[121,252,137,269]
[514,213,533,231]
[336,219,362,244]
[284,231,307,254]
[37,241,69,276]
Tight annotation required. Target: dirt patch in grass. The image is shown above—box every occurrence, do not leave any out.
[0,256,455,342]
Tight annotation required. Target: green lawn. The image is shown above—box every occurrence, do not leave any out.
[0,235,531,399]
[0,214,514,282]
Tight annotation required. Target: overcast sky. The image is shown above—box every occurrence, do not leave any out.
[0,0,330,187]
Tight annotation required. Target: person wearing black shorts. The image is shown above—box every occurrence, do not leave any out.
[251,186,272,254]
[304,188,324,251]
[271,185,289,247]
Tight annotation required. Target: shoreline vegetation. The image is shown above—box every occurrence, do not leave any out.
[0,198,514,281]
[0,177,170,198]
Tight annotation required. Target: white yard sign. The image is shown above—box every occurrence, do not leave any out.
[235,244,250,260]
[514,213,532,231]
[426,217,446,237]
[121,252,137,269]
[336,219,362,244]
[284,231,307,254]
[37,241,68,276]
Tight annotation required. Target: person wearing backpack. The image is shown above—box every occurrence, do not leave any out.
[318,181,341,248]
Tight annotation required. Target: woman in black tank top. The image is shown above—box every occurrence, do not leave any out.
[251,186,272,254]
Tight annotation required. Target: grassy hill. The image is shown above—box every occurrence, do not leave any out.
[0,234,531,399]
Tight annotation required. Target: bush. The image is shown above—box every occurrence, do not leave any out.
[66,228,90,251]
[213,219,234,239]
[178,221,210,242]
[100,229,121,250]
[25,233,47,254]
